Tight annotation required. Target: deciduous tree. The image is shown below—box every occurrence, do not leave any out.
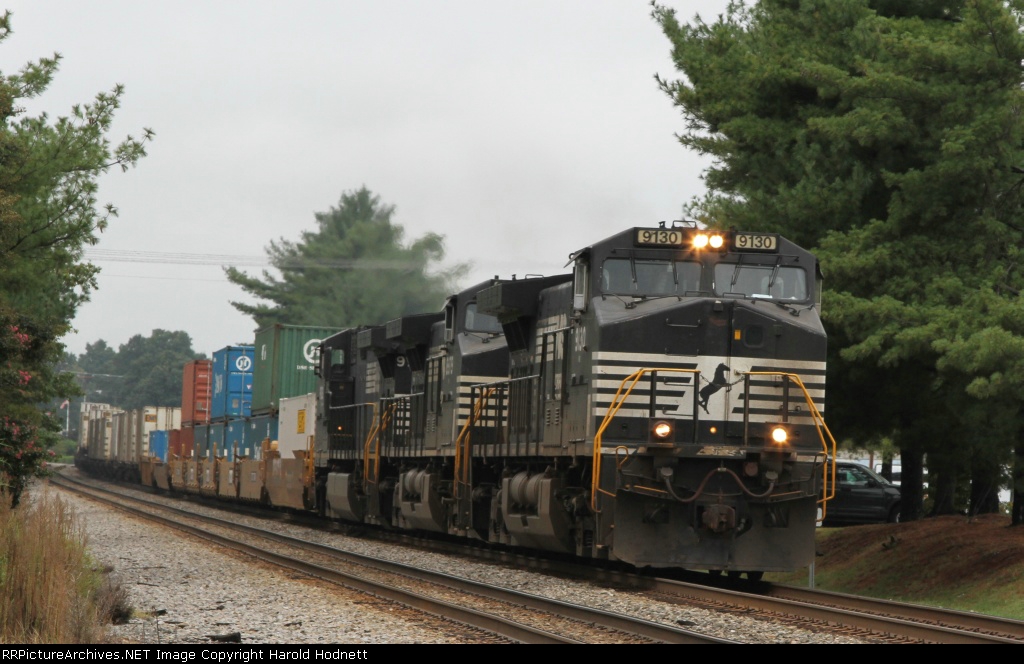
[0,12,152,506]
[103,330,204,410]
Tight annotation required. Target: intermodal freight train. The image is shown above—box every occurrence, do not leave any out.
[76,222,838,579]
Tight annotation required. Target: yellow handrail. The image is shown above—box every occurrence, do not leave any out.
[744,371,837,520]
[360,402,381,486]
[589,369,836,515]
[591,368,700,512]
[454,387,496,501]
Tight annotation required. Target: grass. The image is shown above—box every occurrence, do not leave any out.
[765,515,1024,620]
[0,489,132,643]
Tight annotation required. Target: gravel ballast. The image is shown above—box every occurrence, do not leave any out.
[34,471,869,645]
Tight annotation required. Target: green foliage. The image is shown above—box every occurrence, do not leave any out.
[76,331,204,410]
[0,11,152,507]
[226,186,467,329]
[653,0,1024,519]
[75,340,118,406]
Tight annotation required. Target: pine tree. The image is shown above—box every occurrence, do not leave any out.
[226,186,466,329]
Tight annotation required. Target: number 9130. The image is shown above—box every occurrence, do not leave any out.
[733,233,777,252]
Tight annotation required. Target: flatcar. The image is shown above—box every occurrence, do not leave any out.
[78,221,837,578]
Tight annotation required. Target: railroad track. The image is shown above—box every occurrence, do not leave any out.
[638,578,1024,644]
[57,470,1024,644]
[49,473,732,645]
[299,507,1024,644]
[414,534,1024,644]
[403,527,1024,644]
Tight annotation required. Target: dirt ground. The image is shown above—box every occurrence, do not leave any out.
[799,513,1024,616]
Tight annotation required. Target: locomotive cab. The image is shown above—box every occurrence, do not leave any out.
[570,223,832,572]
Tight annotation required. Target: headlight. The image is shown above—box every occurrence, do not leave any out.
[692,234,709,249]
[770,426,788,444]
[708,234,724,249]
[649,419,675,444]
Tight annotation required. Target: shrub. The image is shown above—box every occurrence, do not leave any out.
[0,488,130,642]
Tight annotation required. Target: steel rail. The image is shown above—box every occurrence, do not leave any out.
[52,473,734,644]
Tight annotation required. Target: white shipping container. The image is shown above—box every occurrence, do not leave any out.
[87,417,105,460]
[106,407,181,463]
[110,411,130,463]
[130,406,182,462]
[89,409,120,461]
[277,393,316,458]
[77,402,113,451]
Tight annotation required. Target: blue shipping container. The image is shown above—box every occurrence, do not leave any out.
[211,345,255,422]
[209,421,228,460]
[246,414,278,460]
[226,418,255,460]
[150,430,169,463]
[193,424,210,459]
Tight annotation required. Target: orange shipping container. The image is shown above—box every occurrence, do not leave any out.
[179,425,195,458]
[168,428,182,458]
[182,360,212,426]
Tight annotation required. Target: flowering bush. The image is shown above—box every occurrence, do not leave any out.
[0,308,67,507]
[0,416,54,505]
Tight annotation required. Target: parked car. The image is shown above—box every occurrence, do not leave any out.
[820,460,902,526]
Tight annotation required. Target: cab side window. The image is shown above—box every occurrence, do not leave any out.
[601,258,632,293]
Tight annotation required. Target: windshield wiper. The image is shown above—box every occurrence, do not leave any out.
[767,258,781,290]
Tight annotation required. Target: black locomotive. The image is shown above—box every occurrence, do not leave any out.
[311,222,834,577]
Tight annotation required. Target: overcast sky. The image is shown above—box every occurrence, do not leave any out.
[4,1,730,358]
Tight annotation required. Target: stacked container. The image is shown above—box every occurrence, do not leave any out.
[149,430,170,463]
[211,345,255,422]
[168,429,182,458]
[209,421,228,460]
[180,360,212,470]
[112,407,181,464]
[182,360,213,426]
[226,419,254,460]
[252,325,340,415]
[178,426,195,459]
[139,407,180,462]
[141,425,171,490]
[77,402,113,453]
[277,393,316,458]
[86,409,119,461]
[246,414,279,452]
[110,411,129,462]
[193,423,210,459]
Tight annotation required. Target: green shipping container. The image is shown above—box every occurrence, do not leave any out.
[252,324,342,415]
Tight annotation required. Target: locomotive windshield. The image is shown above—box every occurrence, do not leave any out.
[464,303,503,333]
[601,258,701,296]
[713,264,808,300]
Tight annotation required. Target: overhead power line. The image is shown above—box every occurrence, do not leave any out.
[82,249,416,270]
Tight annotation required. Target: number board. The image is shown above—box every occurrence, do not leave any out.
[635,228,686,247]
[734,233,778,252]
